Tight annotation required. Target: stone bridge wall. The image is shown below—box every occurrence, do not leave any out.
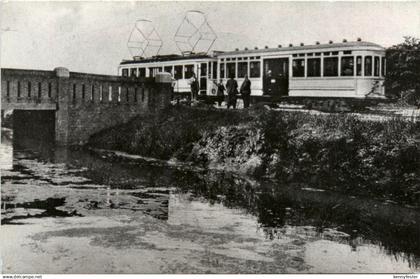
[1,67,172,145]
[1,69,58,111]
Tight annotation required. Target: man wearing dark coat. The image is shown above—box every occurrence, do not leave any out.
[189,73,199,100]
[240,75,251,108]
[215,79,226,107]
[226,74,238,109]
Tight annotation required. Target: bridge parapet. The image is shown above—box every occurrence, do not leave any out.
[1,67,172,145]
[1,68,58,111]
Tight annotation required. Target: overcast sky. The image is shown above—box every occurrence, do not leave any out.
[1,1,419,75]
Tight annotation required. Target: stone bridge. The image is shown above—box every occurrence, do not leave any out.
[1,67,172,145]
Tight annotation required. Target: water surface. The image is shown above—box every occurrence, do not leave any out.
[1,128,419,273]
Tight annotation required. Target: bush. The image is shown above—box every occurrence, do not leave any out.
[385,36,420,103]
[88,106,420,206]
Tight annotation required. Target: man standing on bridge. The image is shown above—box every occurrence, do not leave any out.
[189,73,199,101]
[240,75,251,108]
[226,74,238,109]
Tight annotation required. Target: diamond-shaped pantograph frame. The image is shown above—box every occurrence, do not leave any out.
[174,10,217,54]
[127,19,163,58]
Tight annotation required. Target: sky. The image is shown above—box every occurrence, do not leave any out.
[1,1,420,75]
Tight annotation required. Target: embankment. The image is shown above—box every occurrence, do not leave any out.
[88,105,420,207]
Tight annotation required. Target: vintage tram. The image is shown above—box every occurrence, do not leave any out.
[119,39,386,104]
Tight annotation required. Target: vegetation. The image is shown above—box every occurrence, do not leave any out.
[385,36,420,104]
[258,110,420,205]
[88,105,252,160]
[88,105,420,206]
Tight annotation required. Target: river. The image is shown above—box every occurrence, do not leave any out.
[1,127,419,273]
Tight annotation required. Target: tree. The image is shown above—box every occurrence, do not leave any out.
[385,36,420,103]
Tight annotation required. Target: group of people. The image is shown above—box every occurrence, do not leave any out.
[214,75,251,109]
[189,73,251,109]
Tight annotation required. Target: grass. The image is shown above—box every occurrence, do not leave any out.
[88,105,420,206]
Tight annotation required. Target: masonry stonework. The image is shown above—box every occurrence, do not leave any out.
[1,67,172,145]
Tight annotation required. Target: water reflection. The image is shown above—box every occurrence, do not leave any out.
[1,127,420,272]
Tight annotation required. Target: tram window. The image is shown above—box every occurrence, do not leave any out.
[185,64,195,79]
[292,59,305,77]
[122,68,128,77]
[164,66,172,74]
[201,63,207,77]
[238,62,248,78]
[323,52,331,56]
[343,50,352,55]
[381,57,386,76]
[250,61,260,78]
[307,58,321,77]
[256,56,260,59]
[364,56,372,76]
[212,62,217,79]
[208,63,212,78]
[298,53,305,57]
[307,53,313,57]
[238,57,243,61]
[150,68,157,77]
[220,63,225,79]
[292,54,298,57]
[315,53,321,56]
[341,56,354,76]
[332,51,339,55]
[356,56,362,76]
[226,62,236,78]
[130,68,137,77]
[174,65,183,80]
[374,56,380,76]
[138,68,146,78]
[323,57,338,77]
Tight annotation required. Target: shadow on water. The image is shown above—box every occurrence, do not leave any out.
[57,149,420,267]
[1,197,82,225]
[2,125,420,268]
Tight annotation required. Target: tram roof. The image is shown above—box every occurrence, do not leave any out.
[120,53,213,65]
[120,41,384,66]
[219,41,384,56]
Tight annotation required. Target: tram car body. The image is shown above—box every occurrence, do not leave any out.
[119,54,218,97]
[119,40,386,100]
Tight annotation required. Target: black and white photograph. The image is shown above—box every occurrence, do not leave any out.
[1,1,420,276]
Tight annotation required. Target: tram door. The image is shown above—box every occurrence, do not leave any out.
[200,63,208,95]
[263,58,289,97]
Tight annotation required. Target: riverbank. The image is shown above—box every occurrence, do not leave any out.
[88,105,420,207]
